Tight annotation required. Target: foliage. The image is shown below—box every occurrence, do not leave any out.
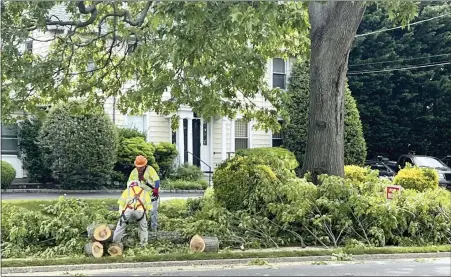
[38,101,118,190]
[213,148,296,212]
[344,165,380,184]
[160,179,208,190]
[1,1,310,131]
[170,163,204,182]
[17,117,53,183]
[393,165,439,191]
[114,137,159,184]
[235,147,299,171]
[1,161,16,189]
[154,142,178,179]
[349,3,451,159]
[117,127,146,141]
[282,61,367,169]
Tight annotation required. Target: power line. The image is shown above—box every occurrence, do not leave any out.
[349,53,451,67]
[355,13,451,38]
[347,60,451,75]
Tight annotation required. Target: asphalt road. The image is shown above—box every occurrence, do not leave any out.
[6,258,450,276]
[1,192,203,201]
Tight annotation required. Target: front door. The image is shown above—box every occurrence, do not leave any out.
[192,119,201,167]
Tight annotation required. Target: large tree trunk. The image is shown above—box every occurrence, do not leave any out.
[301,2,366,183]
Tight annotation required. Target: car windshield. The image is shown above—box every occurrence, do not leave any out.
[413,157,447,168]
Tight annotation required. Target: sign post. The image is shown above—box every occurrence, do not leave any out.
[386,185,402,200]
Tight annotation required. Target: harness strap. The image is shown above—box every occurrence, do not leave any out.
[119,186,147,225]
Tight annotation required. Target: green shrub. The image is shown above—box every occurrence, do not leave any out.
[114,137,159,184]
[38,101,118,190]
[282,61,367,168]
[117,127,146,141]
[344,165,379,184]
[161,179,208,190]
[393,165,439,192]
[154,142,178,179]
[235,147,298,171]
[170,163,204,181]
[17,117,53,183]
[1,161,16,189]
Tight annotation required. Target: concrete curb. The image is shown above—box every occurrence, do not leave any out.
[2,252,450,274]
[2,189,206,194]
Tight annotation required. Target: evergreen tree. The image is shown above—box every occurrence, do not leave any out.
[282,61,367,169]
[349,3,451,160]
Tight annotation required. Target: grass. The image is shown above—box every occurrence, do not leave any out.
[2,198,118,213]
[2,245,450,268]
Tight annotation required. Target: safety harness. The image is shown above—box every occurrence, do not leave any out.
[119,184,158,226]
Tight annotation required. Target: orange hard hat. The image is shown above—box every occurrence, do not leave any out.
[134,155,148,167]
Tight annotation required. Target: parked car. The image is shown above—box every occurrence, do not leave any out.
[365,156,396,179]
[396,154,451,189]
[442,155,451,167]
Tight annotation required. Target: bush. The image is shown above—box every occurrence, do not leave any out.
[344,165,379,184]
[161,179,208,190]
[38,101,118,190]
[282,61,367,169]
[154,142,178,179]
[115,137,159,183]
[1,161,16,189]
[17,117,53,183]
[170,163,204,181]
[117,127,146,141]
[235,147,298,171]
[393,165,439,191]
[213,147,296,212]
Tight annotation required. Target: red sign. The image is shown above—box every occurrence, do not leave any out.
[386,185,402,200]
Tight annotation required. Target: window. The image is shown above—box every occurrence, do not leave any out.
[172,131,177,144]
[125,115,147,134]
[203,122,208,145]
[272,58,286,89]
[127,42,136,54]
[87,61,95,73]
[272,120,284,147]
[235,119,248,151]
[1,124,18,155]
[25,41,33,53]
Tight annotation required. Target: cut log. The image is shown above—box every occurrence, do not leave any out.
[84,241,104,258]
[149,231,182,242]
[107,242,124,257]
[87,224,113,242]
[189,235,219,253]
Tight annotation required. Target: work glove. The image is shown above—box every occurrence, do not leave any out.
[152,187,159,198]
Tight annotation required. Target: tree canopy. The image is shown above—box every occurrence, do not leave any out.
[349,2,451,160]
[1,1,309,130]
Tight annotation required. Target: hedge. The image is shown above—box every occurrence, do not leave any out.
[154,142,178,179]
[1,161,16,189]
[38,101,118,190]
[17,117,52,183]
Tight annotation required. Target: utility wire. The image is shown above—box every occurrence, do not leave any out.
[349,53,451,67]
[355,13,451,38]
[348,60,451,75]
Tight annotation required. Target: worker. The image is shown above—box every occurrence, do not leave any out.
[128,155,161,232]
[112,181,153,247]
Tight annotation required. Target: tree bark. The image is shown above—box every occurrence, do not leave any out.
[301,2,366,183]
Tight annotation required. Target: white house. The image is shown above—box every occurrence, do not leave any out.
[1,6,296,178]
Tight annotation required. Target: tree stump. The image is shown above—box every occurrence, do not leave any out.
[189,235,219,253]
[87,224,113,242]
[84,241,104,258]
[107,242,124,257]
